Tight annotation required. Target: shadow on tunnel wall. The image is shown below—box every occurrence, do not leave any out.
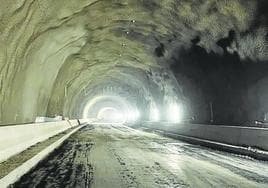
[170,40,268,125]
[150,0,268,126]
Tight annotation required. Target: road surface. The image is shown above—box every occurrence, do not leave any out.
[14,124,268,188]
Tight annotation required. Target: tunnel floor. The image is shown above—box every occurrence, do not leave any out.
[13,124,268,188]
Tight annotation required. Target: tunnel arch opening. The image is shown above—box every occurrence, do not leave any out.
[82,95,140,123]
[97,107,125,123]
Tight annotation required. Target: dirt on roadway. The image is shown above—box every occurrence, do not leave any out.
[12,124,268,188]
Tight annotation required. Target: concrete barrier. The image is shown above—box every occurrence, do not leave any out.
[78,118,97,124]
[79,118,90,124]
[141,122,268,151]
[0,120,80,163]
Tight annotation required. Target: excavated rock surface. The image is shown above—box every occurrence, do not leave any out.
[0,0,267,124]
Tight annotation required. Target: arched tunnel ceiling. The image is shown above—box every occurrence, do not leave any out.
[0,0,267,125]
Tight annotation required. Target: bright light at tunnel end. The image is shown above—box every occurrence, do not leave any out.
[97,107,126,123]
[97,107,140,124]
[167,103,183,123]
[82,95,141,124]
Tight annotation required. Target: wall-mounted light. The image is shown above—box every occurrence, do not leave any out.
[167,103,183,123]
[127,108,140,122]
[150,107,159,122]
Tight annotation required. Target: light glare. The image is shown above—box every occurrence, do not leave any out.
[167,103,183,123]
[150,107,159,121]
[127,109,140,122]
[97,107,125,123]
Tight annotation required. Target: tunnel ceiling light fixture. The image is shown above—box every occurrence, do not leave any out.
[167,103,183,123]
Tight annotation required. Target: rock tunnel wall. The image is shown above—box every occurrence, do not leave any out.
[0,0,267,125]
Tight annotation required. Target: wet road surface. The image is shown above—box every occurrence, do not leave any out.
[13,124,268,188]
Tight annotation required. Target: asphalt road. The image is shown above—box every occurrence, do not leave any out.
[13,124,268,188]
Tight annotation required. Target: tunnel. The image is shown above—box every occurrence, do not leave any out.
[0,0,268,187]
[0,0,267,125]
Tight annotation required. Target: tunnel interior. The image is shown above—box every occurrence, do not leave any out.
[0,0,267,125]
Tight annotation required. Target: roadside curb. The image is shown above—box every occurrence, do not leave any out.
[0,124,86,188]
[141,127,268,161]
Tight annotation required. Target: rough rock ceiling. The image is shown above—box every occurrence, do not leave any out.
[0,0,267,125]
